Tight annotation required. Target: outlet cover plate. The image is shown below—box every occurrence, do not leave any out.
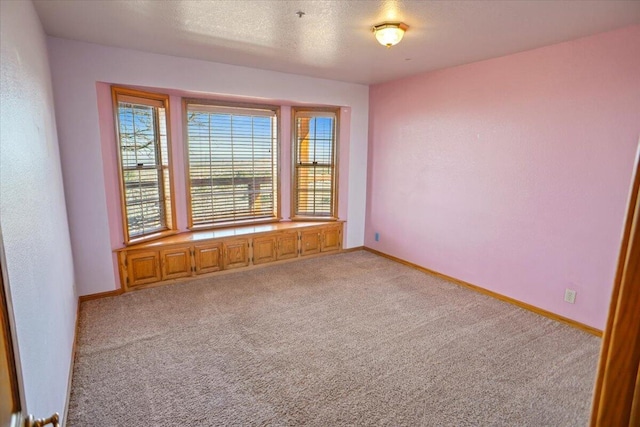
[564,289,577,304]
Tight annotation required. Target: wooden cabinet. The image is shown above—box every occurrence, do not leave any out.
[301,226,340,256]
[300,229,321,256]
[276,232,298,260]
[321,226,342,253]
[117,222,343,291]
[194,243,222,275]
[126,251,161,287]
[223,239,249,270]
[160,247,192,280]
[255,232,299,264]
[253,236,277,265]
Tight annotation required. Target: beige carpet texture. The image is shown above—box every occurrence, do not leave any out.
[68,251,601,426]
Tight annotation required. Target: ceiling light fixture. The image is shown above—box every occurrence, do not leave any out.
[372,22,409,48]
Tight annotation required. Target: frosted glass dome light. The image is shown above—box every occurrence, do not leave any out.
[372,22,409,48]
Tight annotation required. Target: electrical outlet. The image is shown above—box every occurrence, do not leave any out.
[564,289,577,304]
[374,232,380,242]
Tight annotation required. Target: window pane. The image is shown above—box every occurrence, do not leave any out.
[296,116,334,165]
[118,104,157,168]
[295,165,333,216]
[186,103,278,226]
[294,112,337,217]
[116,93,171,240]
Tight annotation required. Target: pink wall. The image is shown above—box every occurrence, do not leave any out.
[366,25,640,330]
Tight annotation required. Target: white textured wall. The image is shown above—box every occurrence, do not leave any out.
[47,37,369,296]
[0,0,77,421]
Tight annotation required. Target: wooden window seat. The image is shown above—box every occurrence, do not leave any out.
[115,221,344,291]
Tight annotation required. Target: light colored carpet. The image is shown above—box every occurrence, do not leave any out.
[68,251,600,426]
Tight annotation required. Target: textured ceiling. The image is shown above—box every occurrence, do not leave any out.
[33,0,640,85]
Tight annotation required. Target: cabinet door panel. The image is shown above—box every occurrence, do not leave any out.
[223,239,250,269]
[253,236,277,265]
[127,251,161,287]
[161,247,192,280]
[300,230,321,256]
[277,232,298,260]
[321,226,342,252]
[195,243,222,274]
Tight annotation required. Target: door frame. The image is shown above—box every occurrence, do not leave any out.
[590,141,640,426]
[0,227,26,427]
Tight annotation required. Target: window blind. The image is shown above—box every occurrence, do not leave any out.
[293,111,337,218]
[115,93,172,241]
[186,102,278,227]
